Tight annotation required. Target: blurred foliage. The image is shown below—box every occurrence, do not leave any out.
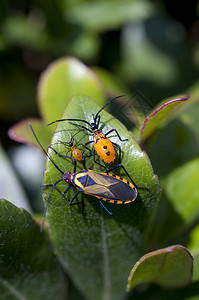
[0,0,199,127]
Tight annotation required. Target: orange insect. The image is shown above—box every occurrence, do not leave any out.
[48,95,127,169]
[48,131,91,169]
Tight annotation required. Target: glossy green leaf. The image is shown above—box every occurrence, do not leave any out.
[43,95,160,300]
[127,254,199,300]
[127,245,193,290]
[0,199,67,300]
[65,0,156,32]
[38,57,105,122]
[139,95,190,143]
[8,118,52,151]
[166,157,199,224]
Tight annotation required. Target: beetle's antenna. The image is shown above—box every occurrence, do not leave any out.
[29,123,64,175]
[47,118,91,127]
[94,95,125,122]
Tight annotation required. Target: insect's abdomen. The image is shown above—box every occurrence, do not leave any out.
[71,146,82,161]
[94,138,116,164]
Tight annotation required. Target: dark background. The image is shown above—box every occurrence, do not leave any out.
[0,0,199,148]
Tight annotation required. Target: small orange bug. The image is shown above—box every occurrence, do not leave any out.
[48,131,91,170]
[48,95,127,169]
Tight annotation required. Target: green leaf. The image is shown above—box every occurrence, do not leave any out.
[44,95,160,300]
[127,245,193,290]
[8,118,52,151]
[38,57,105,122]
[139,95,190,143]
[165,157,199,225]
[0,199,67,300]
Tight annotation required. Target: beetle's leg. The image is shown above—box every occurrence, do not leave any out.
[48,145,75,160]
[69,191,82,205]
[69,192,84,213]
[84,140,94,147]
[99,200,113,215]
[41,180,72,231]
[48,145,77,172]
[112,142,122,164]
[99,201,128,215]
[105,128,128,142]
[82,143,93,155]
[76,143,91,152]
[106,164,149,190]
[68,122,92,133]
[92,150,108,171]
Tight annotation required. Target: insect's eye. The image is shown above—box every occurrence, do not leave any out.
[69,142,72,147]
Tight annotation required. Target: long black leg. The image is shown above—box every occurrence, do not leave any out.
[92,150,108,171]
[69,191,82,205]
[46,183,82,206]
[68,122,92,133]
[112,142,121,164]
[82,143,93,154]
[48,146,77,172]
[82,158,86,169]
[69,191,84,213]
[44,182,72,195]
[105,128,128,142]
[48,145,75,160]
[78,143,92,159]
[106,164,149,190]
[76,143,90,150]
[84,140,94,147]
[82,153,92,169]
[41,179,71,231]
